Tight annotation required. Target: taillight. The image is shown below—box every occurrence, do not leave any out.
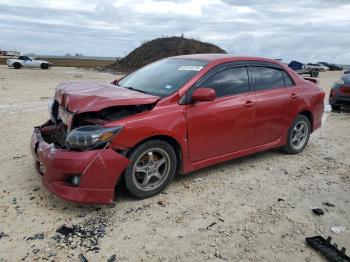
[340,85,350,95]
[330,89,336,98]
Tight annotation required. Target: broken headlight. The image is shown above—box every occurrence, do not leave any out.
[66,125,122,150]
[48,100,57,124]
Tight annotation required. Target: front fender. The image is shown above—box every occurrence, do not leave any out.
[108,104,188,158]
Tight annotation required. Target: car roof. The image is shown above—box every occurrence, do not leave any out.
[172,54,283,65]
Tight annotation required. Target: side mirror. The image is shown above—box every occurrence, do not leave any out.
[191,88,216,102]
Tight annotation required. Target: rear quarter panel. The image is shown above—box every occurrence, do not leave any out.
[283,65,325,132]
[301,83,325,131]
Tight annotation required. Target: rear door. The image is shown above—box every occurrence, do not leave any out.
[187,65,257,162]
[249,63,301,146]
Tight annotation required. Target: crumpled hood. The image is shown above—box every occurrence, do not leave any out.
[54,81,160,113]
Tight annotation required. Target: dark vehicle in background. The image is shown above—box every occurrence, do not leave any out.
[329,74,350,110]
[319,62,343,71]
[344,70,350,74]
[288,61,319,77]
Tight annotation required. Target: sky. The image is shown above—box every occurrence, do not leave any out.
[0,0,350,64]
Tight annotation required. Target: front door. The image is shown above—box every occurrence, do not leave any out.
[187,66,257,162]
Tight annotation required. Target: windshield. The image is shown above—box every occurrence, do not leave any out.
[118,58,207,97]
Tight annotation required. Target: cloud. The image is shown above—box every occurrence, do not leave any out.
[0,0,349,64]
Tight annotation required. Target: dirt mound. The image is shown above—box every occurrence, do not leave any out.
[107,36,226,72]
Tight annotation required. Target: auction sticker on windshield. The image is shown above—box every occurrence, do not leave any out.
[178,66,203,71]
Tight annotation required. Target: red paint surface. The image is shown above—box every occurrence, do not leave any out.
[340,85,350,95]
[31,128,129,204]
[31,55,325,204]
[55,81,159,113]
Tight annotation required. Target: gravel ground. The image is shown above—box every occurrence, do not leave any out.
[0,66,349,262]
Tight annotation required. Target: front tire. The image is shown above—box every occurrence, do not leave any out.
[124,140,177,198]
[283,115,311,154]
[13,62,22,69]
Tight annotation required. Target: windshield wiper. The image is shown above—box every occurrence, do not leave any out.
[123,86,150,95]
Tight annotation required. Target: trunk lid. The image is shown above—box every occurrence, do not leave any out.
[55,81,160,113]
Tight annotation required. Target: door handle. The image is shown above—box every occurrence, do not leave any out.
[243,100,256,107]
[290,93,298,99]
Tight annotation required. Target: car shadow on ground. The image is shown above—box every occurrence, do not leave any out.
[115,148,283,202]
[333,108,350,114]
[38,147,290,213]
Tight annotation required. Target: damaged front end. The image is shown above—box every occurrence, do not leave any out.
[43,100,155,150]
[31,98,156,204]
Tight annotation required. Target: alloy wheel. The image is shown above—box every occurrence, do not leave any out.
[132,148,171,191]
[291,121,308,150]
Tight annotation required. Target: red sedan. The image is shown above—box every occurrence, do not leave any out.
[30,55,325,204]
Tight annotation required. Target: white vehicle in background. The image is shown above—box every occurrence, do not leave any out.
[305,63,328,72]
[317,63,329,71]
[7,56,53,69]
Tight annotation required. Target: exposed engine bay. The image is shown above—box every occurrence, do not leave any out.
[40,100,155,149]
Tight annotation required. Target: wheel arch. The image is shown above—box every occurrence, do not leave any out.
[298,110,314,132]
[114,135,183,195]
[126,135,183,170]
[114,134,184,188]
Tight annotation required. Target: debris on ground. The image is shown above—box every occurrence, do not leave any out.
[107,255,117,262]
[25,233,44,241]
[124,204,151,215]
[32,249,40,255]
[206,222,217,229]
[56,225,74,236]
[12,154,25,159]
[78,254,88,262]
[306,236,350,261]
[312,208,325,216]
[53,216,108,253]
[0,232,9,239]
[323,202,335,207]
[331,226,346,234]
[157,200,167,207]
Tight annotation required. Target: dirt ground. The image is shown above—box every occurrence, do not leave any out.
[0,66,349,262]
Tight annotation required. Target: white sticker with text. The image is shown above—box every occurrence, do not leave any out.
[178,66,203,71]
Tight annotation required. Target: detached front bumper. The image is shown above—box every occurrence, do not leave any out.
[30,126,129,204]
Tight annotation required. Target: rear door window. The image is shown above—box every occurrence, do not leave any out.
[250,66,285,91]
[202,67,250,97]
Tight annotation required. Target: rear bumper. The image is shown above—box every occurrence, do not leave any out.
[30,126,129,204]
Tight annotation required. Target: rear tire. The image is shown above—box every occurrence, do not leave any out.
[124,140,177,198]
[283,115,311,154]
[41,63,49,69]
[331,105,341,111]
[13,63,21,69]
[310,70,319,77]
